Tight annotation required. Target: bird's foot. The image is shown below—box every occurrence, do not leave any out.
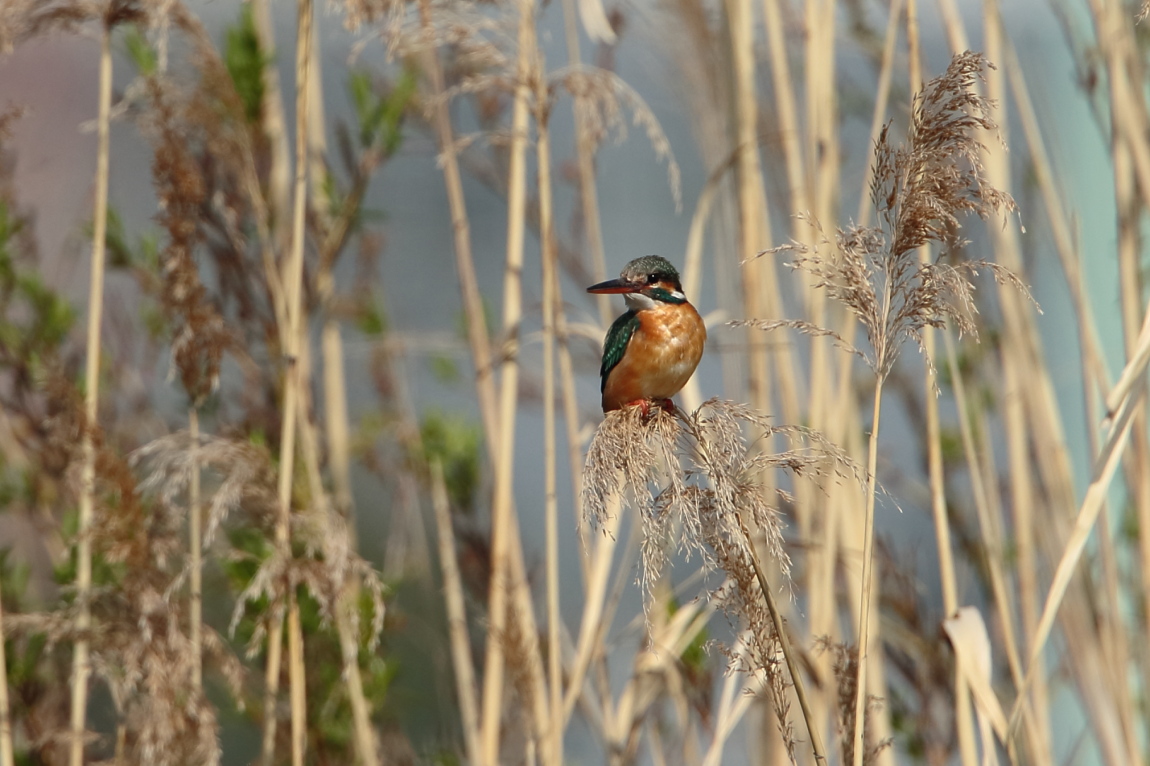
[623,398,676,420]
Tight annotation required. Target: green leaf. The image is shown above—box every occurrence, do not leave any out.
[121,25,157,77]
[348,67,416,152]
[357,297,388,336]
[420,411,482,513]
[224,5,268,124]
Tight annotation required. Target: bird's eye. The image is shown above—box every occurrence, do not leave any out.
[646,273,659,285]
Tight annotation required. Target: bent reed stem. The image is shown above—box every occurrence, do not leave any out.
[734,512,826,763]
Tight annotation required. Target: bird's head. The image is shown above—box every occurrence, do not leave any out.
[586,255,687,309]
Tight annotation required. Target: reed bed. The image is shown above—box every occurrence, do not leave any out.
[0,0,1146,764]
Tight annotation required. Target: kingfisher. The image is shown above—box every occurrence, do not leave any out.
[587,255,706,414]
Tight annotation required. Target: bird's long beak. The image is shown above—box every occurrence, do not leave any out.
[586,277,637,294]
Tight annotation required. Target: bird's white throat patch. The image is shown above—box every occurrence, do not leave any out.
[624,292,658,310]
[624,290,685,310]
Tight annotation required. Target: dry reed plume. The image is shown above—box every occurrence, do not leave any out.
[745,50,1035,765]
[583,399,859,761]
[754,52,1030,380]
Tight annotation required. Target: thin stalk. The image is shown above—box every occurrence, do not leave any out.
[0,565,12,766]
[264,0,314,762]
[260,618,284,764]
[432,461,482,764]
[541,0,588,536]
[1099,3,1150,743]
[760,0,807,216]
[556,0,603,578]
[923,335,979,766]
[333,598,378,765]
[551,263,589,548]
[69,23,112,766]
[417,0,499,443]
[905,4,974,762]
[537,86,564,766]
[558,0,610,327]
[1003,45,1116,725]
[189,406,203,690]
[290,328,379,766]
[320,249,380,761]
[978,9,1056,762]
[302,25,378,763]
[852,380,884,766]
[287,599,306,765]
[250,0,293,249]
[726,0,771,417]
[561,507,622,723]
[734,513,826,763]
[945,331,1036,762]
[479,0,533,759]
[1008,355,1149,738]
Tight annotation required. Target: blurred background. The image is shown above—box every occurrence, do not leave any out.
[0,0,1145,764]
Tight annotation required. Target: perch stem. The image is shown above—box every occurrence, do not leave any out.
[735,512,826,762]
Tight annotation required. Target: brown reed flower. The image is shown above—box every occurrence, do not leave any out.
[754,51,1034,380]
[583,398,860,756]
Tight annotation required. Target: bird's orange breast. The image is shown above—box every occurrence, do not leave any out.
[602,302,706,412]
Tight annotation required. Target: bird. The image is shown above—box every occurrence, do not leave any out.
[586,255,706,414]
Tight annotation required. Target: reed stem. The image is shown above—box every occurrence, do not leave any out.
[479,0,533,759]
[734,513,826,763]
[0,553,13,766]
[263,0,315,762]
[69,22,113,766]
[852,382,883,766]
[537,73,564,766]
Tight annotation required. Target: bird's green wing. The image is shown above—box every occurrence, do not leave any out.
[600,310,640,393]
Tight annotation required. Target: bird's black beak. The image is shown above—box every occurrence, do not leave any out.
[586,277,637,294]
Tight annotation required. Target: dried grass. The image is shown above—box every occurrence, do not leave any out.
[758,52,1032,380]
[3,0,1147,763]
[583,399,859,757]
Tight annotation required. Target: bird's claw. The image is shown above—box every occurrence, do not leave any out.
[624,398,675,420]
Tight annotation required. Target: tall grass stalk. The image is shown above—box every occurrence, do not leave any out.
[416,0,499,444]
[1010,328,1150,734]
[851,383,883,766]
[560,507,622,723]
[736,503,825,762]
[290,328,381,764]
[0,551,11,766]
[479,0,533,758]
[903,4,975,762]
[299,21,379,760]
[1007,38,1129,756]
[726,0,771,418]
[536,58,564,766]
[760,0,806,216]
[262,0,316,762]
[559,0,610,327]
[251,0,293,247]
[942,330,1041,760]
[432,460,482,764]
[1094,119,1140,763]
[1089,0,1150,728]
[1004,54,1117,669]
[554,0,607,580]
[69,21,113,766]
